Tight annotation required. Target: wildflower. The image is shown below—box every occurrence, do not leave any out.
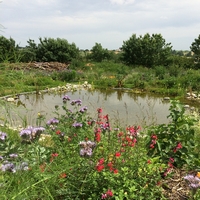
[96,165,104,172]
[101,189,113,199]
[0,161,16,173]
[113,169,118,174]
[173,142,182,153]
[56,130,61,135]
[147,160,151,164]
[0,132,7,141]
[151,134,158,140]
[47,118,59,125]
[59,173,67,178]
[72,122,83,128]
[51,153,59,157]
[184,174,200,189]
[20,126,45,141]
[97,108,103,113]
[70,99,82,106]
[115,152,121,158]
[96,158,105,172]
[196,172,200,178]
[79,141,96,157]
[79,106,88,113]
[62,95,70,102]
[9,154,18,159]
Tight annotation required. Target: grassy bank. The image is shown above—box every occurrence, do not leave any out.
[1,61,200,99]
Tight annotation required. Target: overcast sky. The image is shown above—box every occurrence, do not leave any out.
[1,0,200,50]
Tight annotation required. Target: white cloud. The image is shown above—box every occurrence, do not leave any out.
[110,0,135,5]
[1,0,200,50]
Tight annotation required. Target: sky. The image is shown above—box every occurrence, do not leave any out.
[0,0,200,50]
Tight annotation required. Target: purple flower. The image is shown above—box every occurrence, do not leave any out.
[47,118,59,125]
[9,154,18,159]
[79,141,96,157]
[0,132,7,141]
[62,95,70,102]
[72,122,83,128]
[20,126,45,140]
[0,161,16,173]
[184,174,200,189]
[70,99,82,106]
[79,106,88,113]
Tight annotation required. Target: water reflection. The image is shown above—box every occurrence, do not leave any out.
[0,89,171,128]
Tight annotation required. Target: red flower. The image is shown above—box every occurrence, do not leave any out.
[59,173,67,178]
[51,153,59,157]
[96,165,104,172]
[115,152,121,157]
[98,158,104,165]
[147,159,151,164]
[106,189,113,197]
[97,108,103,113]
[151,134,158,140]
[113,169,118,174]
[95,133,101,142]
[56,130,61,135]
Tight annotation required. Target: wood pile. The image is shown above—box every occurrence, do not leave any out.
[10,62,70,72]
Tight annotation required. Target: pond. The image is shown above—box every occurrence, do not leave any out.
[0,88,173,128]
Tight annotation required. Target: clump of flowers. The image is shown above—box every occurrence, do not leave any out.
[79,140,96,157]
[173,142,182,153]
[62,95,71,102]
[149,134,157,149]
[19,126,45,142]
[0,131,7,141]
[70,99,82,106]
[72,122,83,128]
[184,174,200,189]
[96,158,105,172]
[101,189,113,199]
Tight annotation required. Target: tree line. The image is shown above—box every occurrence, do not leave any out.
[0,33,200,69]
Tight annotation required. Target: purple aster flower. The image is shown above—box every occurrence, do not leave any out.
[62,95,70,102]
[79,106,88,113]
[9,154,18,159]
[0,132,7,141]
[0,161,16,173]
[72,122,83,128]
[184,174,200,189]
[20,126,45,141]
[47,118,59,125]
[70,99,82,106]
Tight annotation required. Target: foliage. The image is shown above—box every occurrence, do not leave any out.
[89,43,113,62]
[0,36,22,63]
[121,33,172,68]
[146,100,198,171]
[0,95,169,199]
[190,34,200,67]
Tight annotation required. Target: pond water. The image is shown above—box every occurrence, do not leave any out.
[0,89,172,128]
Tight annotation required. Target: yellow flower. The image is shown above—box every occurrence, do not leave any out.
[196,172,200,178]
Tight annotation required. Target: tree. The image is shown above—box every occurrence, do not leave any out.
[190,34,200,66]
[36,37,79,63]
[89,43,112,62]
[121,33,172,68]
[20,39,37,62]
[0,36,21,62]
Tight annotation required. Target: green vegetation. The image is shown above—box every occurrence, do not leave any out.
[1,33,200,199]
[1,33,200,98]
[1,96,200,199]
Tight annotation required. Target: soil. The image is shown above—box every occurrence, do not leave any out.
[161,168,193,200]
